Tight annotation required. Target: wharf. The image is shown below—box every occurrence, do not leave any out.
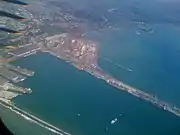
[4,83,32,94]
[5,64,35,76]
[0,90,19,100]
[0,67,26,83]
[85,66,180,118]
[43,33,180,118]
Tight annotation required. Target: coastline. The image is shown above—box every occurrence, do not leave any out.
[12,52,180,135]
[0,45,71,135]
[0,101,71,135]
[1,31,180,135]
[0,103,58,135]
[41,34,180,118]
[53,53,180,118]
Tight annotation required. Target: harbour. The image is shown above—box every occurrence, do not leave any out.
[1,31,180,135]
[0,93,71,135]
[0,40,72,135]
[12,52,180,135]
[1,0,180,135]
[41,33,180,118]
[0,62,71,135]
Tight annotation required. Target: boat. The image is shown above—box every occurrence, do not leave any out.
[110,118,118,124]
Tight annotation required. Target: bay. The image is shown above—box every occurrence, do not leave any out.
[9,52,180,135]
[87,24,180,107]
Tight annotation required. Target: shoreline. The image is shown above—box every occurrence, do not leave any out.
[42,47,180,118]
[0,102,71,135]
[1,45,72,135]
[2,33,180,135]
[40,33,180,118]
[84,66,180,118]
[1,50,180,135]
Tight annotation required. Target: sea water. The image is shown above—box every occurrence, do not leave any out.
[9,51,180,135]
[2,0,180,134]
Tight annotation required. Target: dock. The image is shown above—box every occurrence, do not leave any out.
[43,33,180,118]
[4,64,34,76]
[4,83,32,94]
[0,67,26,83]
[85,66,180,118]
[0,89,19,99]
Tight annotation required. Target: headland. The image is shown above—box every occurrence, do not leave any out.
[39,33,180,118]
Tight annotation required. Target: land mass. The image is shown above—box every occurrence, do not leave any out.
[38,33,180,118]
[2,1,180,135]
[1,32,180,135]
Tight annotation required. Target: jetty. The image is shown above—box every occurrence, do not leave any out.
[43,34,180,118]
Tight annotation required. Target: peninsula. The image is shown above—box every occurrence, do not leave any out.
[38,33,180,118]
[1,32,180,135]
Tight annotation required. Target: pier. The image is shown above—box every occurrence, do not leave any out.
[5,64,34,76]
[85,66,180,117]
[1,33,179,135]
[42,33,180,118]
[0,67,26,83]
[4,83,32,94]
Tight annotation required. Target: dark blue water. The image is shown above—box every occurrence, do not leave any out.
[88,24,180,107]
[2,0,180,134]
[12,52,180,135]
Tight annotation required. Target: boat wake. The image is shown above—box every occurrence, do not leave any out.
[102,58,133,72]
[115,63,132,72]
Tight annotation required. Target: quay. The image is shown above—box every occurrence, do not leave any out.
[0,90,19,100]
[0,42,69,135]
[4,64,34,76]
[4,83,32,94]
[42,33,180,118]
[85,66,180,117]
[0,67,26,83]
[1,32,179,135]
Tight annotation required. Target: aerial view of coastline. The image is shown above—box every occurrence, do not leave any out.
[0,0,180,135]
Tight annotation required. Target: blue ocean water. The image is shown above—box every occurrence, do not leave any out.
[11,52,180,135]
[88,24,180,107]
[3,0,180,134]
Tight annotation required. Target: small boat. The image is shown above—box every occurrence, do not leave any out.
[110,118,118,124]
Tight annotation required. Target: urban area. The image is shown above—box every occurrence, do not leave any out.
[0,0,180,134]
